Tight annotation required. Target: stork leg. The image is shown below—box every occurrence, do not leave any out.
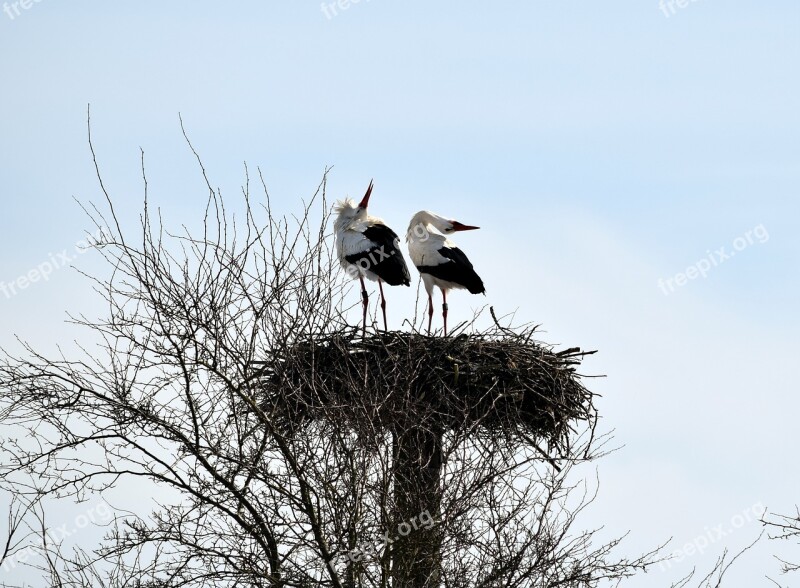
[378,279,388,331]
[442,289,448,337]
[427,292,434,335]
[359,275,369,336]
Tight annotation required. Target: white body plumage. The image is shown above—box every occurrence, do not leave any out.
[332,181,410,332]
[406,210,484,335]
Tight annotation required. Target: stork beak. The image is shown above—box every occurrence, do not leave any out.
[451,220,480,231]
[358,179,374,208]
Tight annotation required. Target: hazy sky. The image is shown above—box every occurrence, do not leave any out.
[1,2,798,585]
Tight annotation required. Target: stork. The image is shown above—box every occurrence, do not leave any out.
[334,180,411,334]
[406,211,485,336]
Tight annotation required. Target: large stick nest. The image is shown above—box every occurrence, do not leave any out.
[252,327,597,451]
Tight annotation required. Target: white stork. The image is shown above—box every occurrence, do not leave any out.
[406,211,485,336]
[334,180,411,334]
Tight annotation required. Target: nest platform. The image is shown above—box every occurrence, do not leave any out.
[253,328,597,453]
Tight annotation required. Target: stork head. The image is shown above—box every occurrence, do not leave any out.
[333,180,374,228]
[407,210,479,241]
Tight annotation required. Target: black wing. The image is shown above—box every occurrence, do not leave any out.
[416,246,485,294]
[345,223,411,286]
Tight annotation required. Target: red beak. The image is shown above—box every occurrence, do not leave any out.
[358,179,374,208]
[451,220,480,231]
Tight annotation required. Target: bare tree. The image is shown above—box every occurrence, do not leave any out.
[665,536,762,588]
[763,507,800,585]
[0,117,668,587]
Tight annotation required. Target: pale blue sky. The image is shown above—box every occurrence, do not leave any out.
[1,2,798,585]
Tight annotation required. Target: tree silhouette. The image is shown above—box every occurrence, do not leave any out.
[0,119,670,587]
[763,507,800,585]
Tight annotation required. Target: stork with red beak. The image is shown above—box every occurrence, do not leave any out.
[334,180,411,334]
[406,211,485,336]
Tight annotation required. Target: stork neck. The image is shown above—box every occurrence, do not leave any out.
[407,212,448,243]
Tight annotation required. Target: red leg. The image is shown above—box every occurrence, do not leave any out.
[359,275,368,336]
[427,292,434,335]
[442,289,448,337]
[378,280,388,331]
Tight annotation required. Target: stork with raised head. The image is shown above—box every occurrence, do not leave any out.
[406,211,485,336]
[334,180,411,334]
